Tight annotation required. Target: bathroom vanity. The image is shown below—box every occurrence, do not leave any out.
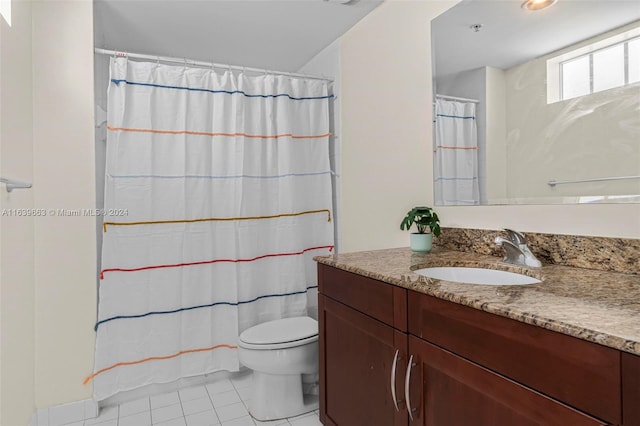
[315,248,640,426]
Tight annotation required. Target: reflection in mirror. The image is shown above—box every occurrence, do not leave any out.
[431,0,640,205]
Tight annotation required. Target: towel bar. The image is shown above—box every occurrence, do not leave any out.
[0,177,32,192]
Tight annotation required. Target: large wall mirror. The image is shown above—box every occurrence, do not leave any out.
[431,0,640,206]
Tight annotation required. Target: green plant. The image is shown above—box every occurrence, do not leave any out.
[400,206,441,236]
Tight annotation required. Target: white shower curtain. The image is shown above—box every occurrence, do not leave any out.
[434,99,480,205]
[87,58,334,400]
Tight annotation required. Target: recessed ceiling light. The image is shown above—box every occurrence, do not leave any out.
[521,0,558,11]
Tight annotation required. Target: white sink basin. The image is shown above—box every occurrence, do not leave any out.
[414,266,541,286]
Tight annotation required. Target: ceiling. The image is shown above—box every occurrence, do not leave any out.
[433,0,640,77]
[93,0,383,72]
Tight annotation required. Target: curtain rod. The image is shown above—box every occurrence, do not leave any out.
[435,94,480,104]
[94,48,334,83]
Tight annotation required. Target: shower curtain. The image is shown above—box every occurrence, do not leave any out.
[434,99,480,205]
[87,57,334,400]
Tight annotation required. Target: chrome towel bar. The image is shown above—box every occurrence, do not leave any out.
[0,177,32,192]
[547,175,640,186]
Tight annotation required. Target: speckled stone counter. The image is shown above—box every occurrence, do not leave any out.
[315,247,640,356]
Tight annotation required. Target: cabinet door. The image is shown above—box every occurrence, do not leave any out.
[406,336,607,426]
[319,294,408,426]
[409,290,620,423]
[623,352,640,425]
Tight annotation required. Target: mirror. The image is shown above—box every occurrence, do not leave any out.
[431,0,640,205]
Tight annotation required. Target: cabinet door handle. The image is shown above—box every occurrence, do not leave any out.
[391,349,402,411]
[405,355,417,421]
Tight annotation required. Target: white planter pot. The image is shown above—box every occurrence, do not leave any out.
[410,233,433,253]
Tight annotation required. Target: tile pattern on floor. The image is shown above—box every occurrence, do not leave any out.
[50,372,321,426]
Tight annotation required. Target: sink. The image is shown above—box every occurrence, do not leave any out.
[413,266,541,286]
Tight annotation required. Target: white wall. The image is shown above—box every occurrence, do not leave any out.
[338,0,640,251]
[31,0,96,409]
[484,66,507,201]
[0,1,96,422]
[0,1,36,424]
[340,0,458,252]
[94,53,109,275]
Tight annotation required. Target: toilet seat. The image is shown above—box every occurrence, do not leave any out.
[239,317,318,350]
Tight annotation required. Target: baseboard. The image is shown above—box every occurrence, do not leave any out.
[30,399,98,426]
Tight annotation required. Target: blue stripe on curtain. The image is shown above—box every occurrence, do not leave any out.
[436,113,475,119]
[95,285,319,331]
[442,199,479,205]
[111,79,335,100]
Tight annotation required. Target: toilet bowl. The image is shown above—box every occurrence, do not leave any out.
[238,316,319,421]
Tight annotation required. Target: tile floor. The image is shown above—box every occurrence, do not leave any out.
[58,372,321,426]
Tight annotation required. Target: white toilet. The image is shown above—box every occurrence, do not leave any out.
[237,316,319,421]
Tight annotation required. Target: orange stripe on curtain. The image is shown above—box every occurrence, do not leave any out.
[107,125,332,139]
[83,344,237,385]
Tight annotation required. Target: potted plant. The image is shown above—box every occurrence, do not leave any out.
[400,206,441,252]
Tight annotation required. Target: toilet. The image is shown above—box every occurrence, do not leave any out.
[237,316,319,421]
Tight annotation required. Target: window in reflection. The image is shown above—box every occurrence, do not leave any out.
[593,44,625,92]
[561,56,590,100]
[629,38,640,84]
[556,31,640,101]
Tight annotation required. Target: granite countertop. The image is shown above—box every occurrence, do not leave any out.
[314,247,640,356]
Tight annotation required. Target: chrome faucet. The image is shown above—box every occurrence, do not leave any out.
[495,229,542,268]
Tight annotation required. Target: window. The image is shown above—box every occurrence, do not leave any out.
[547,25,640,103]
[560,37,639,100]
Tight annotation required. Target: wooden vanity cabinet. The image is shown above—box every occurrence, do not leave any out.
[318,264,408,426]
[318,264,626,426]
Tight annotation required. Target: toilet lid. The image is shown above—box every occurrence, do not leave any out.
[239,317,318,346]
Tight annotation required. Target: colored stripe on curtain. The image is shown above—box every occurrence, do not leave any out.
[88,58,334,400]
[434,99,480,205]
